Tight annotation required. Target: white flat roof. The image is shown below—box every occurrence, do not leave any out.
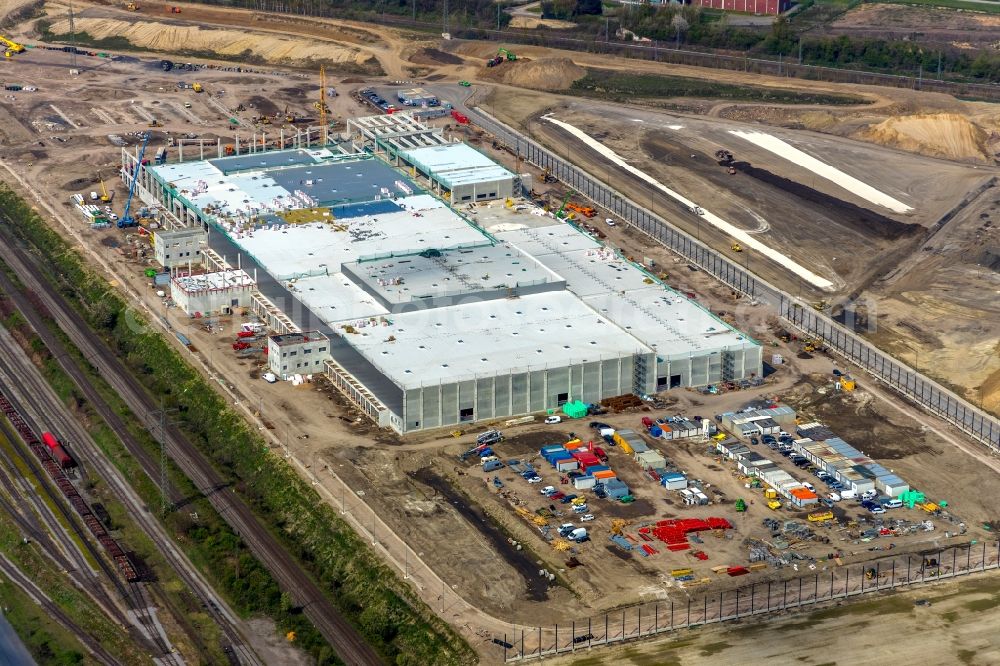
[289,273,389,323]
[344,291,651,389]
[173,269,254,294]
[229,195,488,280]
[498,223,754,356]
[401,143,514,187]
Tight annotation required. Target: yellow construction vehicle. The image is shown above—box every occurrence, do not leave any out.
[192,82,203,93]
[803,339,817,353]
[125,2,139,10]
[1,35,26,58]
[807,510,834,523]
[731,243,743,252]
[610,518,632,535]
[840,376,856,391]
[148,119,162,128]
[767,500,782,510]
[99,175,113,203]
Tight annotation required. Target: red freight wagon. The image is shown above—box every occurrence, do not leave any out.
[42,431,60,449]
[451,110,469,124]
[50,444,75,468]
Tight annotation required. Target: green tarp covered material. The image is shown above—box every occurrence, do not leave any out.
[562,400,588,419]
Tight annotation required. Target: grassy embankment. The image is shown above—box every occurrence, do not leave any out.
[569,68,869,105]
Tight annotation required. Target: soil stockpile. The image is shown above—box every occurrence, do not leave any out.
[481,57,585,90]
[862,113,989,162]
[46,16,378,70]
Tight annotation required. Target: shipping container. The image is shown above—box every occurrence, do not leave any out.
[555,459,579,472]
[573,475,597,490]
[592,470,616,480]
[482,459,504,472]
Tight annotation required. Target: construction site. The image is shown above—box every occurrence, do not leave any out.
[0,0,998,663]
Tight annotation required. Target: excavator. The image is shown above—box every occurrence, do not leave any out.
[498,47,517,61]
[565,202,596,218]
[1,35,26,58]
[554,190,574,219]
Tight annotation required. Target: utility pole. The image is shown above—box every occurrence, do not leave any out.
[153,399,180,517]
[798,40,803,65]
[937,52,942,78]
[67,1,78,70]
[443,0,449,35]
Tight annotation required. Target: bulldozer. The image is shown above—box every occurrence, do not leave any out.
[731,243,743,252]
[125,1,139,10]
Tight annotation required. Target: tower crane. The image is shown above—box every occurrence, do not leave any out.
[120,132,151,228]
[315,65,329,145]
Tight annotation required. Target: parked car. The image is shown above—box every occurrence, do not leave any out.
[870,505,886,515]
[590,421,612,430]
[580,514,595,522]
[883,499,903,509]
[544,415,562,424]
[762,435,777,445]
[540,486,557,496]
[560,494,578,504]
[749,437,759,446]
[803,482,815,492]
[550,491,566,501]
[827,492,841,502]
[605,218,616,226]
[594,487,607,499]
[572,504,589,513]
[527,475,542,484]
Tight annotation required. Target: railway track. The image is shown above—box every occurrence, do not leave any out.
[0,219,381,665]
[0,371,182,664]
[0,313,250,663]
[0,552,121,666]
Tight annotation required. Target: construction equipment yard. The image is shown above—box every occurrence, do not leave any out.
[0,0,998,663]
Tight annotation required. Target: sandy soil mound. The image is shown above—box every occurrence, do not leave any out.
[480,57,585,90]
[509,15,576,29]
[47,16,376,69]
[862,113,989,162]
[981,364,1000,417]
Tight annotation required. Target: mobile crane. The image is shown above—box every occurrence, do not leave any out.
[120,132,151,228]
[99,174,113,203]
[1,35,26,58]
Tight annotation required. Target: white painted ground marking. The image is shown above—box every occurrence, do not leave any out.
[543,114,835,290]
[728,130,912,214]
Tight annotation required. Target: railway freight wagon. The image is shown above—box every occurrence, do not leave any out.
[42,431,76,469]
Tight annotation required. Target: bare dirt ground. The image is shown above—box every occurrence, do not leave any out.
[1,2,999,660]
[831,3,1000,50]
[479,82,1000,414]
[550,573,1000,665]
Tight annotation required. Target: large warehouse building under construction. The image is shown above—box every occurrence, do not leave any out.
[124,114,762,433]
